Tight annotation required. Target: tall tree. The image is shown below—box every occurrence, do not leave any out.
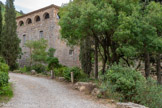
[145,2,162,83]
[2,0,20,70]
[79,37,92,77]
[0,3,2,55]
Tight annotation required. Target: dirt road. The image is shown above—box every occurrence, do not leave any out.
[2,73,114,108]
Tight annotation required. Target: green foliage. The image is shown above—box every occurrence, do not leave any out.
[0,2,22,24]
[102,65,145,101]
[0,83,13,96]
[46,48,59,70]
[0,56,5,63]
[99,82,124,100]
[54,66,68,77]
[0,62,9,72]
[32,39,48,62]
[25,39,48,63]
[19,66,27,73]
[0,60,9,87]
[79,37,92,76]
[0,72,9,87]
[47,57,59,70]
[0,56,12,100]
[32,64,46,74]
[47,48,56,57]
[134,78,162,108]
[1,0,21,70]
[63,67,83,82]
[26,66,32,72]
[0,4,2,54]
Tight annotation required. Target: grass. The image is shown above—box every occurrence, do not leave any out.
[0,83,13,104]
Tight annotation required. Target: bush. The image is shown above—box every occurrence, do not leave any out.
[32,64,46,73]
[0,83,13,96]
[99,82,124,100]
[19,66,27,73]
[26,66,32,72]
[0,57,5,63]
[63,67,83,82]
[11,63,19,70]
[54,66,67,77]
[134,78,162,108]
[0,72,9,87]
[47,57,59,70]
[0,62,9,72]
[102,65,145,101]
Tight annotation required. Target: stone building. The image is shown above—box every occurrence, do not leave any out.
[16,4,80,67]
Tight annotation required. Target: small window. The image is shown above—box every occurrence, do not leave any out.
[69,50,74,56]
[23,35,26,44]
[39,31,43,38]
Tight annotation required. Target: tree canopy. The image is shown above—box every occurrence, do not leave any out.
[59,0,162,81]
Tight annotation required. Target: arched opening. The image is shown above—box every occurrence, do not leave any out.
[19,21,24,26]
[26,18,32,24]
[43,13,50,19]
[56,13,60,19]
[35,16,41,22]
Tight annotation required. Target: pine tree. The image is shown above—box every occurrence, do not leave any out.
[2,0,20,70]
[0,3,2,55]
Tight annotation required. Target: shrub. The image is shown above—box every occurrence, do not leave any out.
[99,82,124,100]
[0,57,5,63]
[134,78,162,108]
[32,64,46,73]
[54,66,67,77]
[26,66,32,72]
[19,66,27,73]
[102,65,145,101]
[0,72,9,87]
[10,63,19,70]
[47,57,59,70]
[0,62,9,72]
[0,83,13,96]
[63,67,83,82]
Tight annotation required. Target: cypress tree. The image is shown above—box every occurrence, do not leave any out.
[0,2,2,55]
[79,37,92,77]
[2,0,20,70]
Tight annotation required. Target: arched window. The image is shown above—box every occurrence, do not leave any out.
[26,18,32,24]
[35,16,41,22]
[56,13,60,19]
[19,21,24,26]
[43,12,50,19]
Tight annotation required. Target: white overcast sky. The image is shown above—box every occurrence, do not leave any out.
[1,0,70,13]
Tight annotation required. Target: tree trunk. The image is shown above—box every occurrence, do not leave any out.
[145,52,150,79]
[102,50,107,75]
[156,54,161,84]
[94,39,98,79]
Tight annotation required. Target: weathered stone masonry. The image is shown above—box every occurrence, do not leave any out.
[16,5,80,67]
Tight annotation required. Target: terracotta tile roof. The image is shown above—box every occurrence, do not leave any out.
[16,4,60,19]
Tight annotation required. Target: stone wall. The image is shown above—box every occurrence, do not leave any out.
[16,5,80,67]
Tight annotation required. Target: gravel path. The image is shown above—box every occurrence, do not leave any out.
[2,73,114,108]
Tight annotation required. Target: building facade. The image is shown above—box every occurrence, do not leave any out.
[16,5,80,67]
